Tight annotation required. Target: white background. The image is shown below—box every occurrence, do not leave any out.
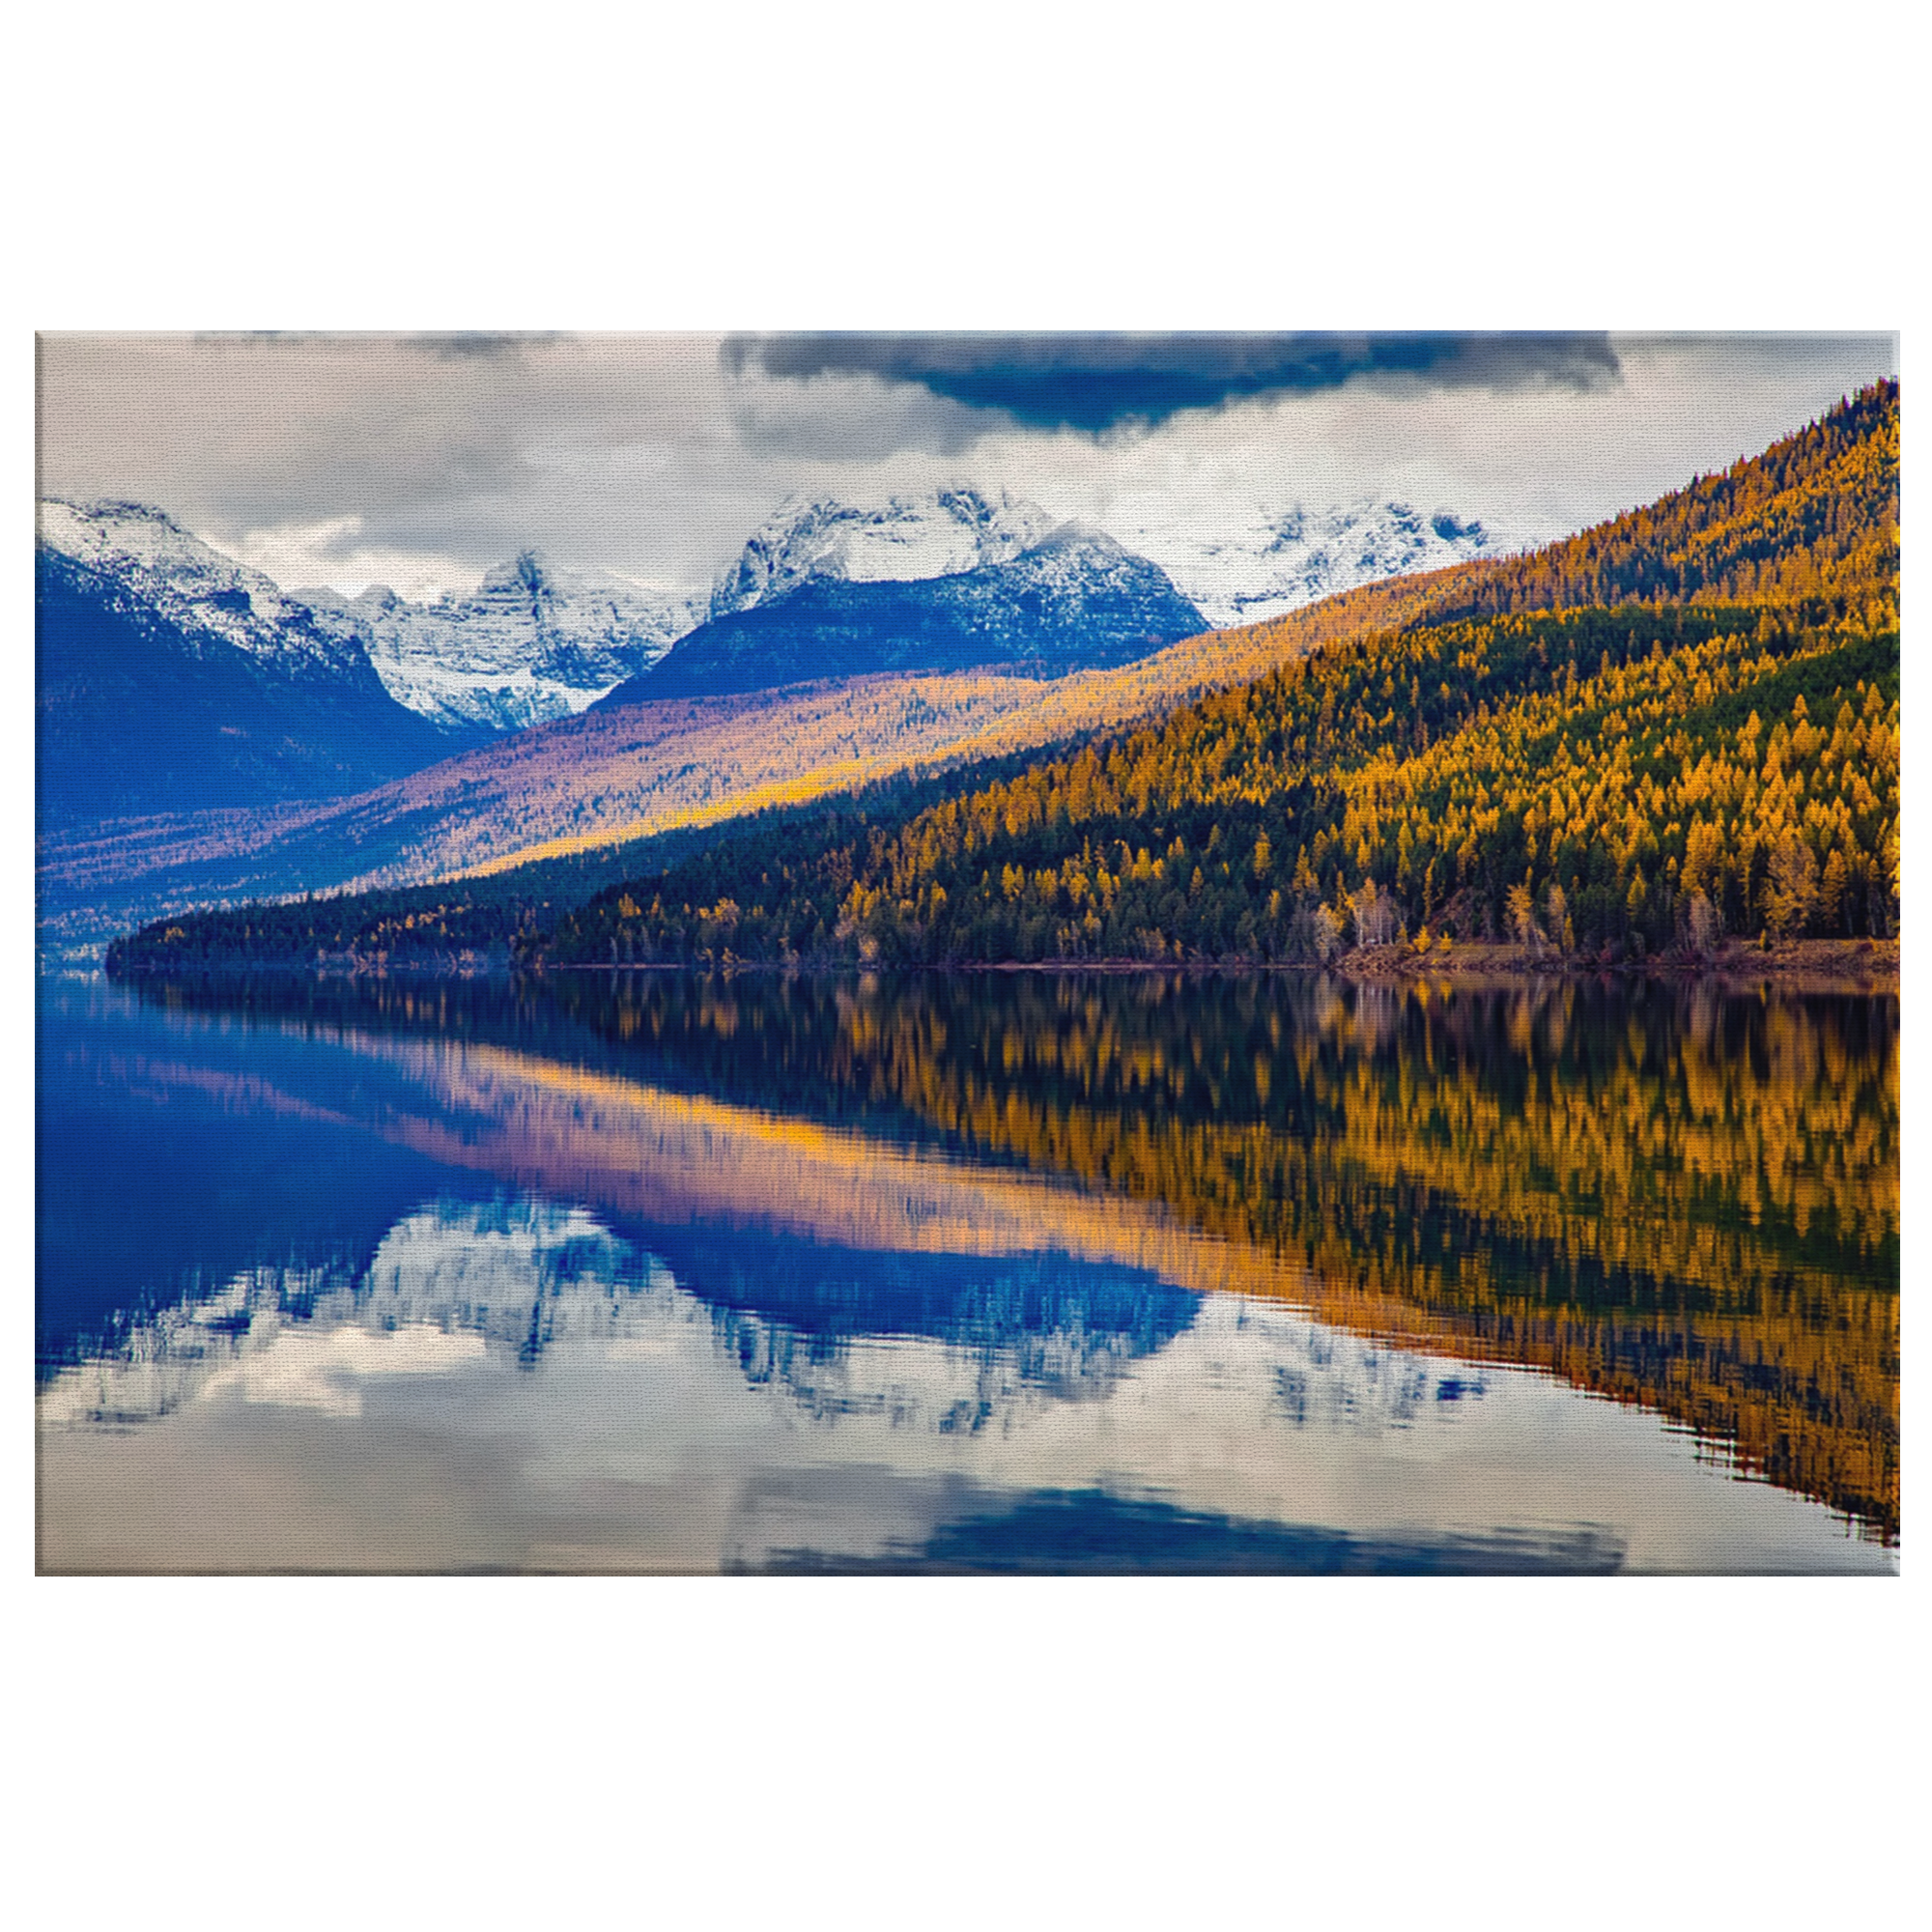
[6,4,1923,1927]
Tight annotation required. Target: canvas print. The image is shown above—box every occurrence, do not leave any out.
[35,331,1898,1574]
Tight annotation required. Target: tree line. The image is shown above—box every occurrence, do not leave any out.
[111,382,1899,976]
[538,383,1896,970]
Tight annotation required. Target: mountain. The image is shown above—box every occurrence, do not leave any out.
[614,523,1208,701]
[517,381,1898,970]
[38,497,384,684]
[44,518,1539,953]
[48,558,1433,961]
[1128,498,1500,630]
[302,554,704,732]
[80,385,1901,964]
[36,499,463,820]
[710,486,1060,616]
[46,486,1470,956]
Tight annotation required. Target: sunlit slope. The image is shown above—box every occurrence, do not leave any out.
[537,384,1898,967]
[58,531,1512,930]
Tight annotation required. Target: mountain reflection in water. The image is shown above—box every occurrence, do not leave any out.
[35,971,1897,1573]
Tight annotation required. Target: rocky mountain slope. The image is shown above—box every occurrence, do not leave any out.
[710,487,1059,615]
[620,522,1207,700]
[38,497,384,684]
[302,555,703,731]
[37,499,461,820]
[1126,498,1499,629]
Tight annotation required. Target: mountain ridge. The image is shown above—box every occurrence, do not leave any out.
[39,497,382,686]
[1135,497,1498,629]
[710,486,1059,615]
[301,554,704,731]
[36,507,464,822]
[618,523,1208,700]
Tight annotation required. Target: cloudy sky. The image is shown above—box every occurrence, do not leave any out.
[37,330,1897,602]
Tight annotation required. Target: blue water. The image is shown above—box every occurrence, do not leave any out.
[36,975,1897,1575]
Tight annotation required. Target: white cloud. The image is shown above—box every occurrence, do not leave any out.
[214,514,489,601]
[36,331,1898,599]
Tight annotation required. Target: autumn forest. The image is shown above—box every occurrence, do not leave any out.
[550,383,1899,971]
[109,383,1898,980]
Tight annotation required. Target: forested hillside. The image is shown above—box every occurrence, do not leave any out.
[1422,379,1898,620]
[100,747,1077,973]
[110,383,1899,974]
[540,383,1897,968]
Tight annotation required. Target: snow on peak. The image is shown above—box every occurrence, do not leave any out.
[36,497,362,677]
[1122,498,1499,631]
[301,553,705,732]
[712,488,1497,636]
[712,485,1061,617]
[37,497,705,735]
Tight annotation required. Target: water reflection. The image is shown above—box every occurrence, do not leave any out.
[36,973,1898,1572]
[545,971,1902,1539]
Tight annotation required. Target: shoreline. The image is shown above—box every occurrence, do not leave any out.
[1329,936,1898,996]
[97,936,1899,997]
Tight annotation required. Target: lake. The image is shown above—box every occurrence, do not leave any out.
[36,969,1898,1574]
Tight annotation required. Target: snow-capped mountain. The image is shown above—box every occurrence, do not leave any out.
[618,520,1208,702]
[38,497,708,736]
[38,488,1497,777]
[36,498,456,820]
[710,486,1060,617]
[710,487,1498,639]
[37,497,377,685]
[1127,499,1499,630]
[302,555,704,733]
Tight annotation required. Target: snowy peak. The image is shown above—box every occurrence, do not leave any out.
[1258,499,1492,580]
[37,497,706,738]
[36,497,368,681]
[300,554,705,734]
[712,486,1059,617]
[39,487,1500,742]
[1148,499,1499,630]
[36,500,456,822]
[1000,522,1136,587]
[716,488,1499,638]
[626,510,1206,702]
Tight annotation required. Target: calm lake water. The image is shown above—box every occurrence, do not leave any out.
[37,970,1898,1574]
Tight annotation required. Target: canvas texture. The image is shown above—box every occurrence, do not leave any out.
[35,332,1899,1574]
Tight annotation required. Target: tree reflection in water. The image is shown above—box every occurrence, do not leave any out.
[543,970,1899,1542]
[117,968,1898,1544]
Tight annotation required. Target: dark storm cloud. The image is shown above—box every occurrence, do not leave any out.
[720,331,1624,431]
[38,331,1895,597]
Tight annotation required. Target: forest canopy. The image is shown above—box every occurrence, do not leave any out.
[111,382,1899,974]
